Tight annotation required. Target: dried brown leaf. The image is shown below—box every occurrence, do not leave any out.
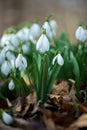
[51,81,70,96]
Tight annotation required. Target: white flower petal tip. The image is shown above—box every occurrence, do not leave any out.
[52,54,64,66]
[8,80,15,90]
[36,34,50,53]
[75,26,87,42]
[2,112,13,125]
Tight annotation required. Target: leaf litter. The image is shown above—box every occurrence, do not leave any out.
[1,81,87,130]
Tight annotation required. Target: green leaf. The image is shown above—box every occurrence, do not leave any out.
[47,63,61,94]
[70,51,81,96]
[40,54,49,105]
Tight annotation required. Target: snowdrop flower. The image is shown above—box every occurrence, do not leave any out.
[15,53,27,71]
[42,20,57,38]
[0,50,5,64]
[22,44,30,54]
[2,112,13,125]
[36,34,50,53]
[52,54,64,66]
[0,34,10,47]
[16,28,30,41]
[8,80,15,90]
[1,60,11,76]
[6,51,16,62]
[49,20,57,32]
[8,34,19,47]
[75,26,87,42]
[30,23,41,39]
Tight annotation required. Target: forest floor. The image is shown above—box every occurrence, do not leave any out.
[0,81,87,130]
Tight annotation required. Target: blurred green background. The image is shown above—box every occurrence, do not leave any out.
[0,0,87,41]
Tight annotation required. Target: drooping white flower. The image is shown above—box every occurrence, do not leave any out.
[22,44,30,54]
[0,34,10,47]
[1,60,11,76]
[30,23,41,39]
[36,34,50,53]
[16,28,30,41]
[42,20,57,38]
[8,34,19,47]
[52,54,64,66]
[75,26,87,42]
[6,51,16,62]
[49,20,57,32]
[2,112,13,125]
[8,80,15,90]
[15,53,27,71]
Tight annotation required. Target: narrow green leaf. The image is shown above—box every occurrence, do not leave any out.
[47,63,61,94]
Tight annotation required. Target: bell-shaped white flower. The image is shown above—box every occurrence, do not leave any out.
[30,23,41,39]
[8,80,15,90]
[16,28,30,41]
[49,20,58,32]
[36,34,50,53]
[6,51,16,62]
[0,34,10,47]
[75,26,87,42]
[8,34,19,47]
[42,20,57,39]
[2,112,13,125]
[15,53,27,71]
[52,54,64,66]
[22,44,30,54]
[1,60,11,76]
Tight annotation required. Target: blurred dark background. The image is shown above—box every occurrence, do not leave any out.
[0,0,87,41]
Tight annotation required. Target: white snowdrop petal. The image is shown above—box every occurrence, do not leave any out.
[52,55,58,65]
[30,23,41,39]
[16,28,30,41]
[1,61,11,76]
[0,35,10,47]
[2,112,13,125]
[42,20,57,39]
[75,26,87,42]
[22,44,30,54]
[52,54,64,66]
[50,20,58,31]
[36,34,50,53]
[0,50,5,64]
[8,80,15,90]
[15,53,27,71]
[9,34,19,47]
[57,54,64,66]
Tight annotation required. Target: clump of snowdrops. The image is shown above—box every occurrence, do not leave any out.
[0,18,64,106]
[0,18,87,106]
